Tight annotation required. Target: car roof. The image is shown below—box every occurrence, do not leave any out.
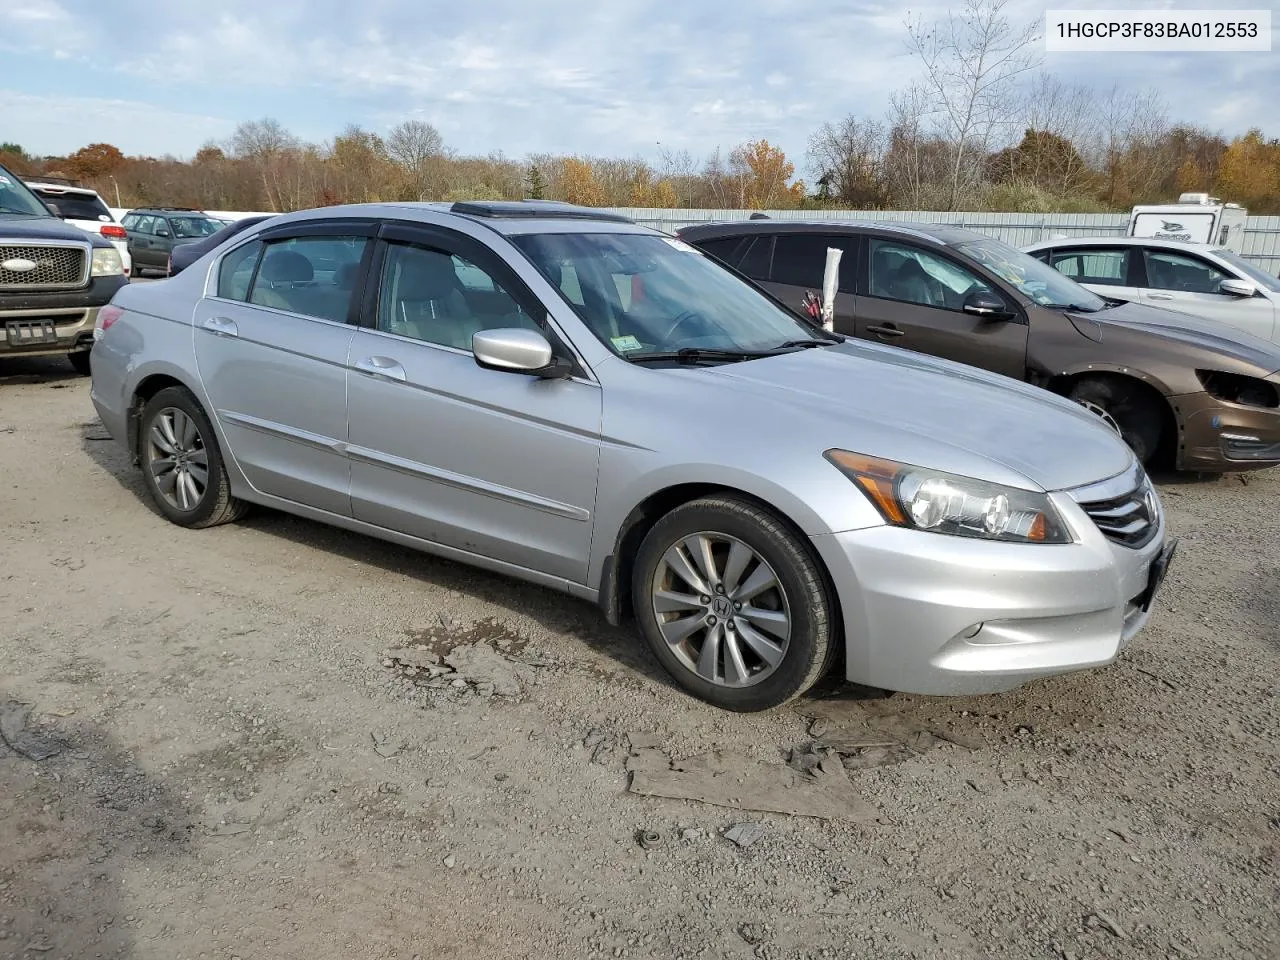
[1024,236,1219,253]
[130,207,209,214]
[247,200,651,238]
[675,218,994,247]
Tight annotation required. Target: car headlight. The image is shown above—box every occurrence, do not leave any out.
[824,450,1073,544]
[91,247,124,277]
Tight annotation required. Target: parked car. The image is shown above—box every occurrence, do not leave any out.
[24,179,132,275]
[167,215,274,276]
[1023,236,1280,344]
[0,163,126,374]
[90,200,1175,711]
[120,207,222,277]
[677,220,1280,472]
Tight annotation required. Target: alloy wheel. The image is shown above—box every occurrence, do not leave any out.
[1075,398,1123,436]
[649,532,791,688]
[146,407,210,511]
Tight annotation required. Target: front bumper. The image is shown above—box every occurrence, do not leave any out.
[1172,388,1280,472]
[0,275,127,358]
[811,485,1168,696]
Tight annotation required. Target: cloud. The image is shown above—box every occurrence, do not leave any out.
[1,0,1274,166]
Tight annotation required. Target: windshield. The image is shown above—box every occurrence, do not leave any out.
[511,232,825,358]
[0,164,54,218]
[1213,248,1280,293]
[170,216,220,239]
[956,237,1107,312]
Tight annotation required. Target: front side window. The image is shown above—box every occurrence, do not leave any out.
[247,236,367,321]
[955,236,1106,311]
[770,234,856,291]
[1143,250,1226,294]
[511,232,827,358]
[1049,248,1130,285]
[376,242,537,350]
[868,239,995,311]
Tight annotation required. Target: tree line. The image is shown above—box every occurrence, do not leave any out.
[3,0,1278,215]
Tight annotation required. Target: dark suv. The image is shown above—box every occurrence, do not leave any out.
[677,219,1280,472]
[121,207,222,277]
[0,162,127,374]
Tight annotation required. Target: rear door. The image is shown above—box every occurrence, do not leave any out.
[1136,246,1277,340]
[761,233,860,333]
[854,237,1027,379]
[130,216,159,267]
[1044,245,1139,302]
[192,221,376,514]
[344,222,601,583]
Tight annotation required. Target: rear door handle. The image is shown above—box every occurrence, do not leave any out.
[353,356,407,383]
[1147,293,1174,301]
[865,324,905,338]
[200,316,239,338]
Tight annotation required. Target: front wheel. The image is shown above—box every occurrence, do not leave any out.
[138,386,247,528]
[1069,376,1164,466]
[632,496,835,712]
[67,351,91,376]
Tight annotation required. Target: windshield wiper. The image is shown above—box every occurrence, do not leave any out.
[1044,302,1102,313]
[626,347,777,365]
[773,337,839,350]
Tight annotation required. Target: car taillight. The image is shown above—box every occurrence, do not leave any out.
[100,224,128,240]
[94,304,124,340]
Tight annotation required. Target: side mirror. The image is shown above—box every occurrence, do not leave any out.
[472,328,571,379]
[1219,278,1256,298]
[44,201,63,216]
[155,228,171,238]
[962,291,1014,321]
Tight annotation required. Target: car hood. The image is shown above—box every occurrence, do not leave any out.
[689,341,1134,492]
[0,213,111,246]
[1077,299,1280,374]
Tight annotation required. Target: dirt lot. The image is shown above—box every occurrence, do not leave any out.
[1,355,1277,960]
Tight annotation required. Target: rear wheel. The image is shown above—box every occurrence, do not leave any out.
[67,351,91,376]
[632,496,835,712]
[138,386,247,528]
[1069,376,1164,466]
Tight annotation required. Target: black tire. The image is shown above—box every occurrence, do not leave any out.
[67,351,92,376]
[137,386,247,528]
[129,259,144,279]
[1069,376,1164,466]
[632,495,835,712]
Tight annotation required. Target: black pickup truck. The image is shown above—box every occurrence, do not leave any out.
[0,162,127,375]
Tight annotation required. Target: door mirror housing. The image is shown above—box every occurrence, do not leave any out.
[962,291,1014,321]
[43,201,63,217]
[155,227,171,238]
[472,328,571,379]
[1219,277,1256,298]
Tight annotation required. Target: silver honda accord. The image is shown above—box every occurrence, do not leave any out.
[88,200,1175,711]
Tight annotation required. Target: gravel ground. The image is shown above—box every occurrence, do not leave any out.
[1,355,1277,960]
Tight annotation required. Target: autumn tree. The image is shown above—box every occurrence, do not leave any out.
[728,139,799,208]
[1216,130,1280,213]
[558,157,606,206]
[66,142,126,179]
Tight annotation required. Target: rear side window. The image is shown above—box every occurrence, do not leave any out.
[771,234,857,290]
[217,240,263,301]
[737,236,774,281]
[247,236,368,321]
[1049,248,1130,285]
[695,236,748,266]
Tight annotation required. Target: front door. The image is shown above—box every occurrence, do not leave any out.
[855,237,1028,380]
[192,228,373,515]
[1136,247,1278,342]
[345,226,602,584]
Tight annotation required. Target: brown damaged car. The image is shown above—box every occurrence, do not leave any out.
[676,220,1280,472]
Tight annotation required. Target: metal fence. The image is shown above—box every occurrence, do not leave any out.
[601,208,1280,271]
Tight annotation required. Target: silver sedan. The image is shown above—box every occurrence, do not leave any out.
[88,201,1174,711]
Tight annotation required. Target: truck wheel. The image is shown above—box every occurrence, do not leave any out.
[1069,376,1163,466]
[632,495,835,712]
[67,351,92,376]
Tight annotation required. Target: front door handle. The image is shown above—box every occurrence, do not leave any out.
[1147,293,1174,301]
[200,316,239,338]
[353,356,407,383]
[865,324,905,338]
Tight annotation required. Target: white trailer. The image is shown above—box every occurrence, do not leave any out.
[1128,193,1248,252]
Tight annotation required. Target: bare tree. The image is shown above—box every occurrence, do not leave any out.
[386,120,446,198]
[806,115,888,206]
[905,0,1041,209]
[1088,86,1172,206]
[228,118,302,211]
[656,146,698,207]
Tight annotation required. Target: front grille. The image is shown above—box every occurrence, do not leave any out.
[0,243,89,289]
[1077,479,1159,548]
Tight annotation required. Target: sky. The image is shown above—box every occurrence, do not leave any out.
[2,0,1276,172]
